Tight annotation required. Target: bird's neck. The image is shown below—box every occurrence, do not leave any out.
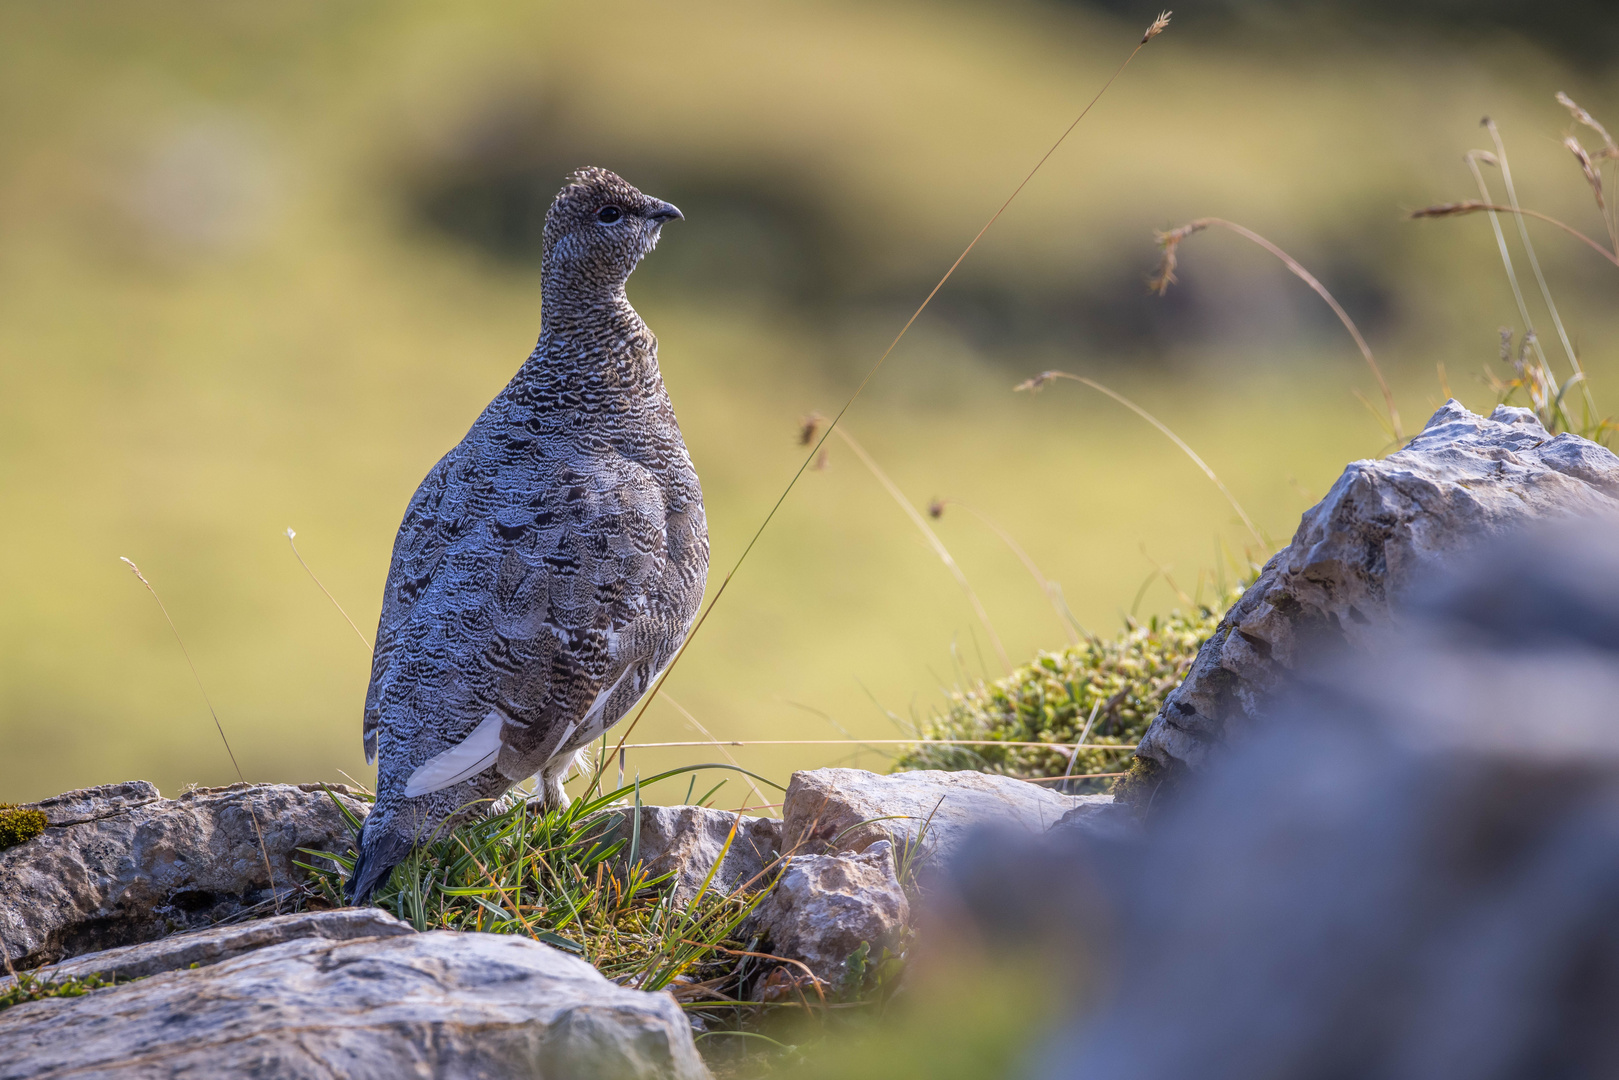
[539,271,634,329]
[530,279,661,394]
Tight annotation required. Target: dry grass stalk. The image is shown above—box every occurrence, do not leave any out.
[1557,91,1617,152]
[1565,137,1605,212]
[1420,121,1614,444]
[1411,203,1619,266]
[826,425,1012,674]
[1015,369,1265,548]
[929,497,1083,645]
[1149,217,1404,443]
[1480,117,1591,422]
[602,15,1171,763]
[1419,108,1615,439]
[1555,92,1619,256]
[1457,151,1555,413]
[618,739,1136,751]
[286,528,373,654]
[120,557,280,911]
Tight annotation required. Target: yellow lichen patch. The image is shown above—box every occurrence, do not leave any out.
[0,804,48,849]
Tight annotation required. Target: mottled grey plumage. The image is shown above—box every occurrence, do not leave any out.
[348,168,707,901]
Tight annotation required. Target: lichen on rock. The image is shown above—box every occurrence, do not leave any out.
[0,805,47,850]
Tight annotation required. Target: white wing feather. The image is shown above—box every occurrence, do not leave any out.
[404,710,505,797]
[401,664,638,799]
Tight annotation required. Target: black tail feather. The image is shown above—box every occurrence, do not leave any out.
[346,818,410,903]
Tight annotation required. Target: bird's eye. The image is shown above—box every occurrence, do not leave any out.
[596,206,623,224]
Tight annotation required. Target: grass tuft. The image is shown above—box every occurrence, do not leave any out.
[297,766,803,1034]
[892,591,1237,791]
[1415,97,1616,445]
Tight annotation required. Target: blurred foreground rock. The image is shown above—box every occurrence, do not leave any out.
[761,841,909,984]
[1133,400,1619,788]
[0,781,367,968]
[0,927,710,1080]
[960,520,1619,1080]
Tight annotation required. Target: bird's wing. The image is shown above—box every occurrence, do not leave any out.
[368,434,695,796]
[472,453,685,776]
[363,451,457,763]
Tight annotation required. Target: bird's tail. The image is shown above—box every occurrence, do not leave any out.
[346,814,414,904]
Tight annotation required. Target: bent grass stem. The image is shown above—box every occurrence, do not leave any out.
[1151,217,1402,443]
[120,557,279,910]
[832,427,1010,674]
[1015,371,1265,549]
[1411,201,1619,268]
[603,13,1172,763]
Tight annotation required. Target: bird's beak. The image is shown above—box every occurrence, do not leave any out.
[647,201,684,224]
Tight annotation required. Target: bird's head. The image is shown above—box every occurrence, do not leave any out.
[541,167,682,295]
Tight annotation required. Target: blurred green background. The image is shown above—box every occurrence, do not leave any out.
[2,0,1615,806]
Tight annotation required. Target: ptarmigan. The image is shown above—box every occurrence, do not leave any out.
[348,168,707,901]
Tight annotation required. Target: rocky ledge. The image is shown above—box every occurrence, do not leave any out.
[0,765,1118,1077]
[0,781,368,969]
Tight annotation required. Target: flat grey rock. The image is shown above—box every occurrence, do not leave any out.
[581,804,781,903]
[781,767,1094,872]
[762,841,909,985]
[1133,401,1619,782]
[1,782,369,968]
[0,929,710,1079]
[1,908,411,991]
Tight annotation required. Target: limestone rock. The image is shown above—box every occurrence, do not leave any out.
[0,782,369,968]
[1134,401,1619,781]
[762,841,909,984]
[0,929,710,1080]
[1,908,411,991]
[582,804,781,902]
[782,767,1094,871]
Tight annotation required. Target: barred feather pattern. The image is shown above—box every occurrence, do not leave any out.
[349,168,707,899]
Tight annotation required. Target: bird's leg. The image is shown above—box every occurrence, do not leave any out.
[536,746,594,813]
[540,771,570,812]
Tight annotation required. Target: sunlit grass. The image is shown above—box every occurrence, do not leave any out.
[295,764,921,1045]
[299,768,779,998]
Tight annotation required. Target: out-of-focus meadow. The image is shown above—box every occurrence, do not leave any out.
[2,0,1615,805]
